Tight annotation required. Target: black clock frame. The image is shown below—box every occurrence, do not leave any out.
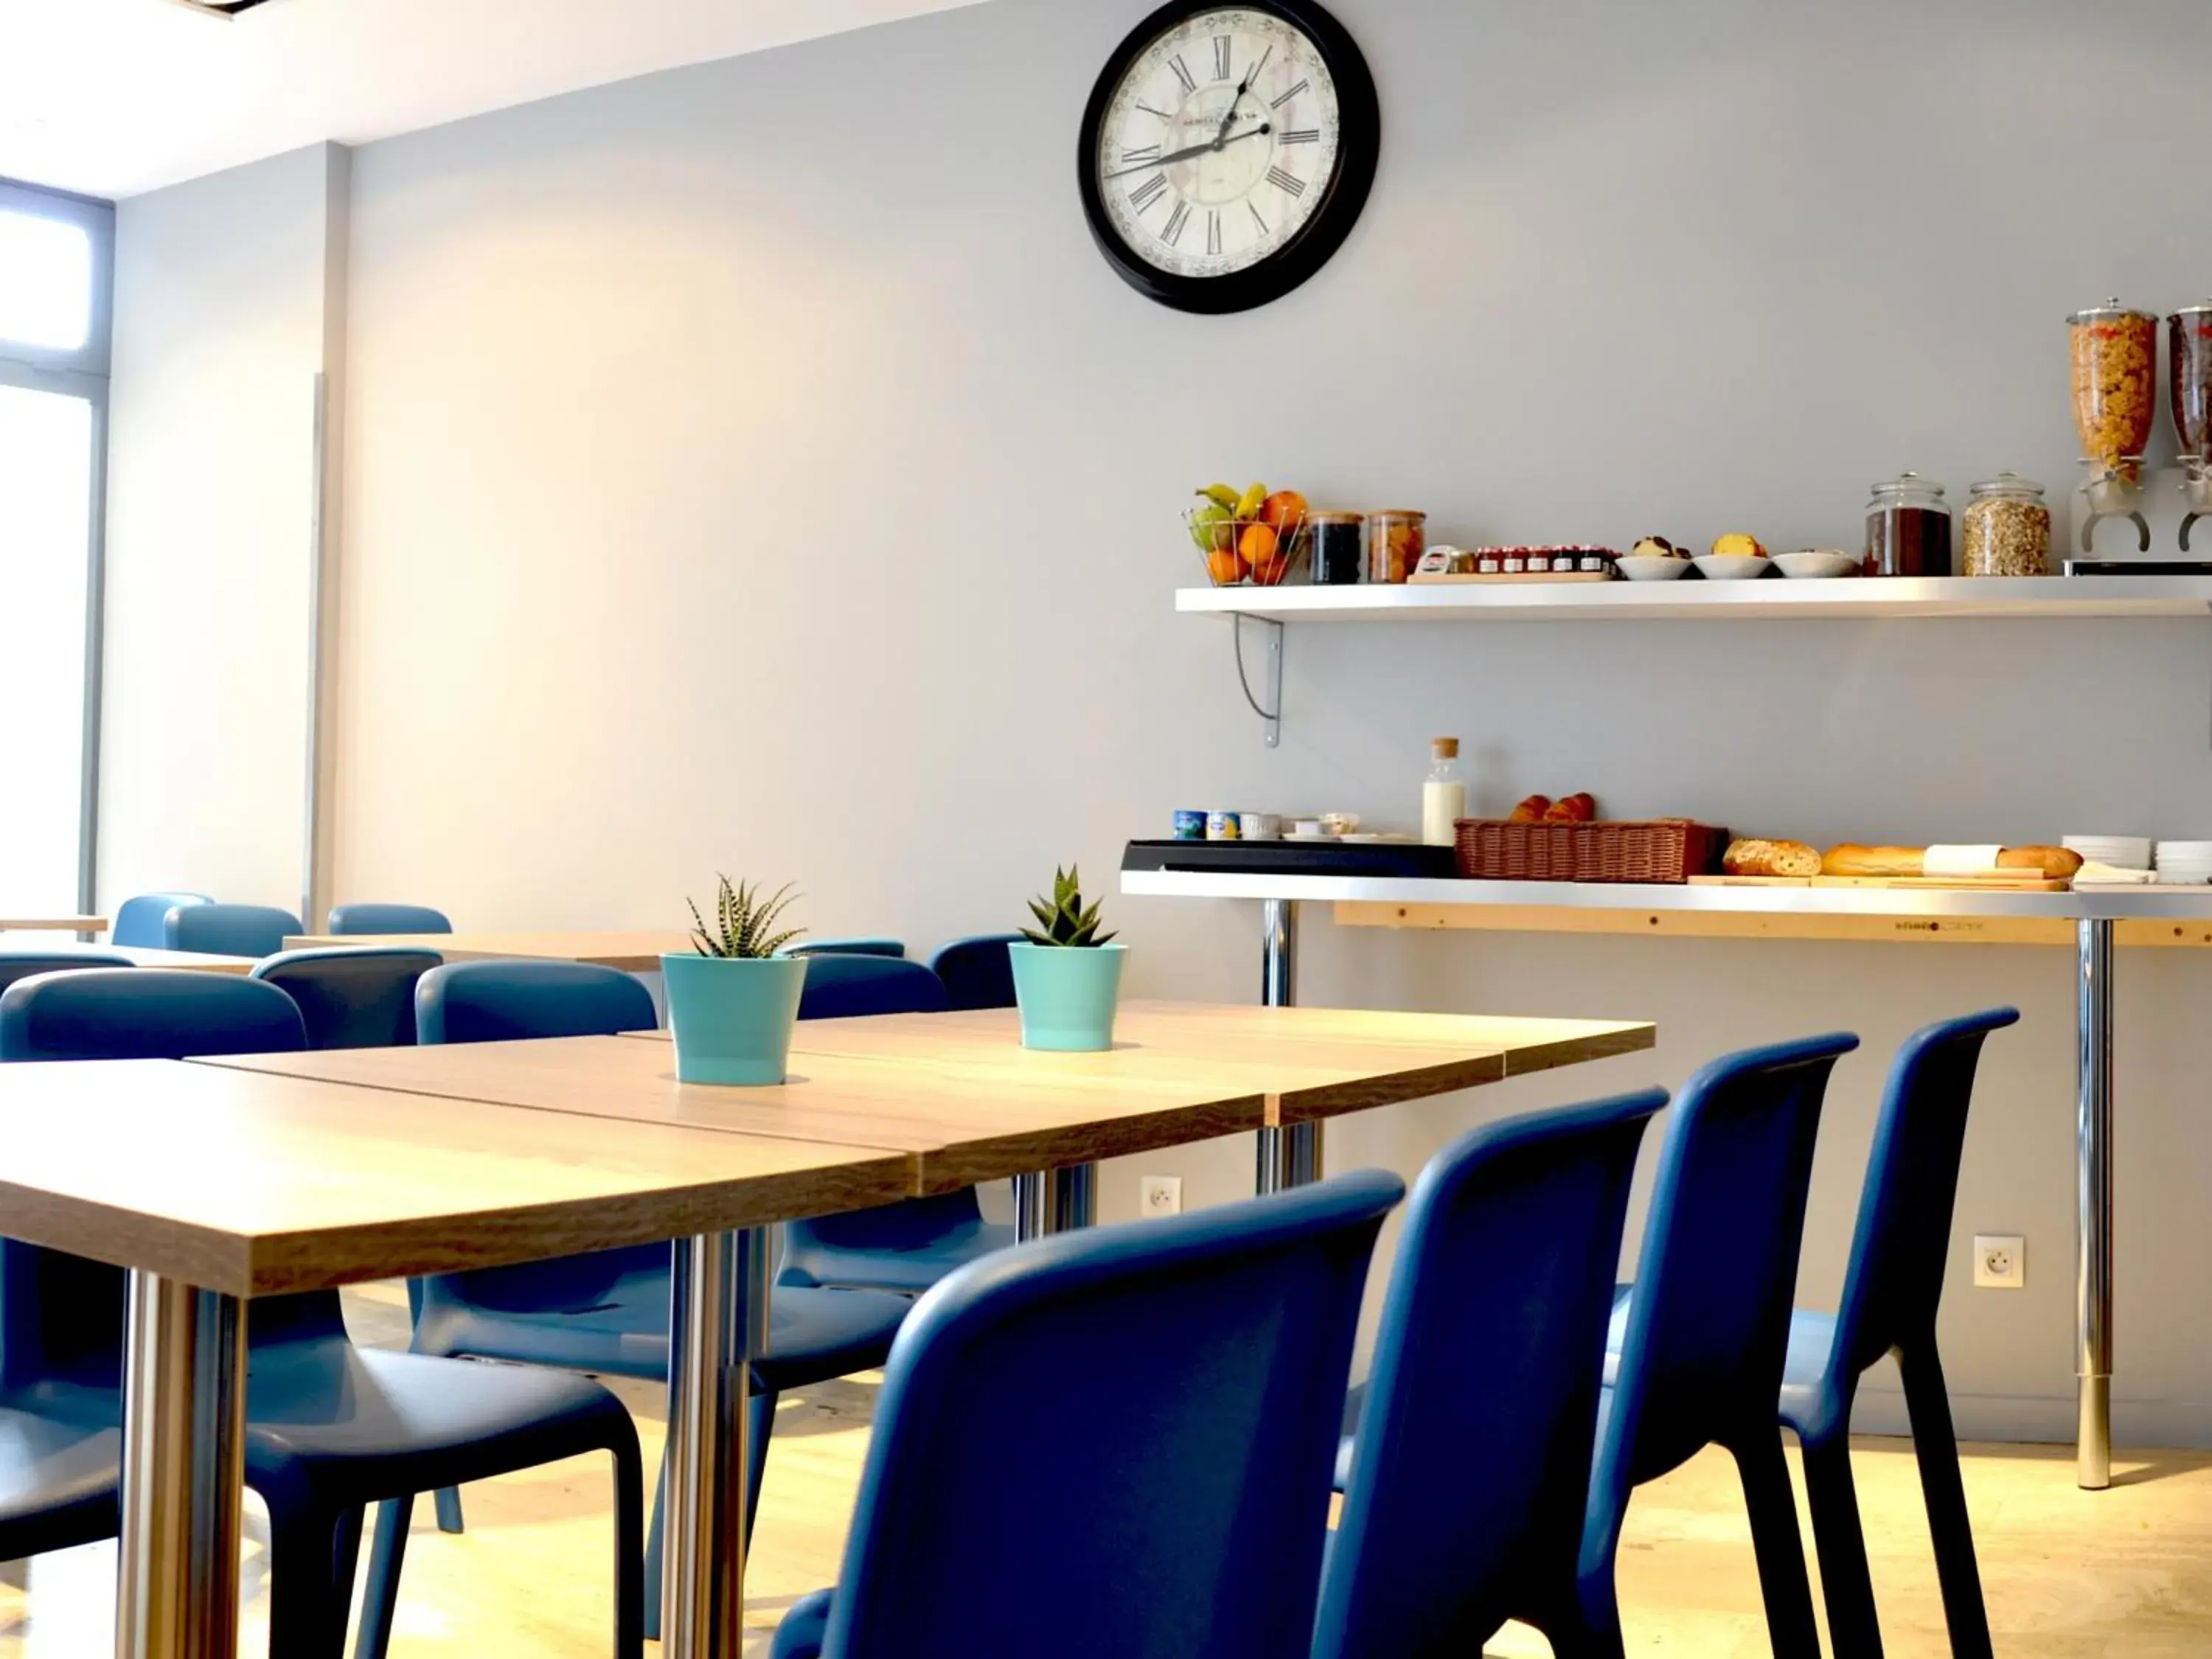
[1077,0,1380,316]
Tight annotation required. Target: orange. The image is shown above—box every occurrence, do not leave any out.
[1206,546,1245,585]
[1239,523,1279,568]
[1260,490,1309,534]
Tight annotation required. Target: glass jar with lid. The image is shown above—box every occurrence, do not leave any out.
[2171,303,2212,464]
[1308,512,1367,585]
[1960,474,2051,577]
[1368,510,1426,585]
[2070,300,2157,479]
[1865,473,1951,576]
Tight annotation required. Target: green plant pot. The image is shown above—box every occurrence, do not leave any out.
[1009,942,1127,1053]
[661,953,809,1086]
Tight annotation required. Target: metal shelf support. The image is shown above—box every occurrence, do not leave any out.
[1231,613,1283,748]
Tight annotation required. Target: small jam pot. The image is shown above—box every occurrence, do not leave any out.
[1172,810,1207,841]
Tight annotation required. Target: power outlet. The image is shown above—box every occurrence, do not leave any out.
[1974,1234,2025,1290]
[1140,1175,1183,1218]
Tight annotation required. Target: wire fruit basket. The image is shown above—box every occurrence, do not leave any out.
[1188,508,1312,588]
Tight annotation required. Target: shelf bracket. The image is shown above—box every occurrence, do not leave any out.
[1231,613,1284,748]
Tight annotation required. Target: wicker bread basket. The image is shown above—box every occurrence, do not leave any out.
[1455,818,1731,884]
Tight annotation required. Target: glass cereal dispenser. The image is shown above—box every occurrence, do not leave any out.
[2069,300,2157,553]
[2171,302,2212,549]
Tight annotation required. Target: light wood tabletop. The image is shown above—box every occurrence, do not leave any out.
[282,931,689,971]
[193,1035,1268,1194]
[111,947,260,975]
[0,917,105,933]
[0,1060,913,1298]
[631,1001,1659,1127]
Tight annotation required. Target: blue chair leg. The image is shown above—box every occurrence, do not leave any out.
[355,1498,410,1659]
[611,1440,646,1658]
[745,1387,778,1540]
[1731,1430,1824,1659]
[1572,1494,1632,1659]
[333,1504,365,1604]
[433,1484,465,1534]
[1899,1340,1994,1659]
[1799,1427,1885,1658]
[268,1508,352,1656]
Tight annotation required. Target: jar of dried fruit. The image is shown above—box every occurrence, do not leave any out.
[2170,303,2212,464]
[1368,510,1426,585]
[1961,474,2051,577]
[2070,301,2157,481]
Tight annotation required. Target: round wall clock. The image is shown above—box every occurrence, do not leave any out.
[1078,0,1380,315]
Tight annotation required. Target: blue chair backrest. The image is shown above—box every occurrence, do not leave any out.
[326,902,453,936]
[797,956,947,1022]
[1832,1009,2019,1377]
[111,891,211,948]
[251,947,445,1050]
[782,938,906,959]
[0,950,133,995]
[1601,1032,1857,1484]
[928,934,1020,1012]
[1314,1090,1667,1659]
[0,969,308,1062]
[415,960,657,1045]
[0,970,311,1390]
[164,903,304,959]
[817,1170,1404,1659]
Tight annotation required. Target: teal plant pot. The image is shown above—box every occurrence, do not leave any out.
[1009,942,1127,1053]
[661,953,809,1086]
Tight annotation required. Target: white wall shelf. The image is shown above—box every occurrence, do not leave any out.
[1178,574,2212,625]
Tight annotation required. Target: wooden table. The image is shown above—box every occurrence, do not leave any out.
[24,1004,1646,1657]
[0,916,105,933]
[281,931,688,972]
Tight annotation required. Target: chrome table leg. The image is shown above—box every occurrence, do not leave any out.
[2076,918,2115,1490]
[1255,897,1324,1195]
[1013,1164,1099,1242]
[116,1273,246,1659]
[662,1228,772,1655]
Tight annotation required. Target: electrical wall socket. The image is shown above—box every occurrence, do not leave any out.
[1140,1175,1183,1218]
[1973,1234,2025,1290]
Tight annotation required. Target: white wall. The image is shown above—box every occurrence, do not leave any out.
[102,142,347,919]
[107,0,2212,1444]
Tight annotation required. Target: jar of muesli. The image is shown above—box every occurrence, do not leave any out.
[1961,474,2051,577]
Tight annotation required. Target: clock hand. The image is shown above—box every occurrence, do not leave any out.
[1213,41,1273,145]
[1105,122,1271,181]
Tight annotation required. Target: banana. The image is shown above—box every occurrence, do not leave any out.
[1198,484,1242,512]
[1235,482,1269,520]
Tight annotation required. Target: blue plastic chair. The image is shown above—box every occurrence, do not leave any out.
[782,938,907,959]
[251,947,443,1049]
[0,950,133,995]
[164,902,304,959]
[1775,1009,2017,1659]
[327,902,453,936]
[927,933,1021,1012]
[0,970,644,1656]
[769,1169,1405,1659]
[1316,1090,1666,1658]
[1581,1032,1858,1658]
[780,959,1012,1297]
[372,960,912,1654]
[794,954,946,1021]
[109,891,209,947]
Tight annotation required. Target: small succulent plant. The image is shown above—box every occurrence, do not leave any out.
[688,876,804,960]
[1021,866,1117,948]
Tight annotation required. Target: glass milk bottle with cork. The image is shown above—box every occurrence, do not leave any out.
[1422,738,1467,846]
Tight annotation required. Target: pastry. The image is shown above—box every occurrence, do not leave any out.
[1509,795,1552,824]
[1723,838,1821,878]
[1543,793,1598,824]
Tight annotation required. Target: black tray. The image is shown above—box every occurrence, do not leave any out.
[1123,838,1457,880]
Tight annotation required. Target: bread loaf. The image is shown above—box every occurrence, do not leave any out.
[1998,845,2084,880]
[1723,838,1822,878]
[1821,844,1927,877]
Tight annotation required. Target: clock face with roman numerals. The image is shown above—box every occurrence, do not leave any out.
[1079,0,1379,315]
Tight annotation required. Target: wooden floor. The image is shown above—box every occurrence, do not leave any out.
[0,1284,2205,1655]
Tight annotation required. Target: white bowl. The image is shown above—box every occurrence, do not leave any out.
[1691,554,1773,581]
[2067,836,2153,868]
[1615,554,1691,581]
[1773,551,1861,580]
[2157,841,2212,858]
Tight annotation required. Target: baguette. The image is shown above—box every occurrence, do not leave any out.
[1723,838,1822,878]
[1821,844,1926,878]
[1998,845,2084,881]
[1820,844,2086,880]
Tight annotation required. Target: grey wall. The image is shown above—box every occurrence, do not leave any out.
[149,0,2211,1442]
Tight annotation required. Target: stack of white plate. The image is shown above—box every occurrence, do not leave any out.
[2155,841,2212,884]
[2065,835,2154,872]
